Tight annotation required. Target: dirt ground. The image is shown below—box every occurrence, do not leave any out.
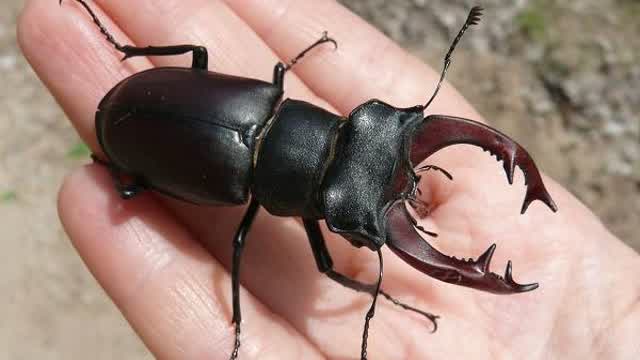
[1,0,637,359]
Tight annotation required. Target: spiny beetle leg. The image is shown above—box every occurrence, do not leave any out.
[229,199,260,360]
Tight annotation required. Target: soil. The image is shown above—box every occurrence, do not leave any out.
[1,0,637,358]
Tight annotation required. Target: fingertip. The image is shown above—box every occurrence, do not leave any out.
[57,164,110,237]
[17,0,49,62]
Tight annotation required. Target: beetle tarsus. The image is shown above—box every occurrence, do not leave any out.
[229,323,241,360]
[379,290,439,332]
[326,269,440,325]
[283,31,338,71]
[61,0,127,53]
[273,33,337,90]
[360,249,383,360]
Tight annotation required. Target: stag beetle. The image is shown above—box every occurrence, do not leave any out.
[63,1,558,359]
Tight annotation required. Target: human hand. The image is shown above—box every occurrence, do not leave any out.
[19,0,640,358]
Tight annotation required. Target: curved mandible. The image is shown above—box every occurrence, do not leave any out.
[410,115,558,214]
[384,201,538,294]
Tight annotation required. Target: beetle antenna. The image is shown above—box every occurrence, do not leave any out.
[60,0,126,53]
[422,6,483,109]
[284,31,338,71]
[416,164,453,180]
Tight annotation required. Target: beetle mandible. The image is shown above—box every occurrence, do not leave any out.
[62,1,558,359]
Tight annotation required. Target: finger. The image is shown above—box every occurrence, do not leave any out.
[58,166,323,359]
[224,0,480,118]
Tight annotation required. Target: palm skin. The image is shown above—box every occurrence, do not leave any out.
[18,0,640,359]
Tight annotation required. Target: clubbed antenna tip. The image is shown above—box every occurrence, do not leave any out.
[468,6,484,26]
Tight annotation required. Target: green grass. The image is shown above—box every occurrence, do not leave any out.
[619,1,640,31]
[516,6,547,41]
[1,191,17,203]
[67,142,91,159]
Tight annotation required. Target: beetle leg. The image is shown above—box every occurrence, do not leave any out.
[284,31,338,71]
[229,199,260,360]
[116,45,209,70]
[91,154,146,199]
[361,248,382,360]
[302,219,439,332]
[61,0,208,69]
[273,32,338,90]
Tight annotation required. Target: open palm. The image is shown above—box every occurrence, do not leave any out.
[19,0,640,359]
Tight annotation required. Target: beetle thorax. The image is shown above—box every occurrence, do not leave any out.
[254,99,424,250]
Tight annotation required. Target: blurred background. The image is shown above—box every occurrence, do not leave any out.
[1,0,637,358]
